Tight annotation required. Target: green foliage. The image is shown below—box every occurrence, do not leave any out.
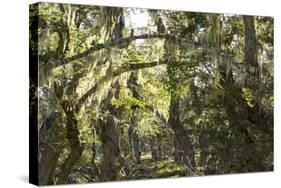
[242,87,255,108]
[127,50,145,63]
[112,86,146,109]
[113,95,145,109]
[34,3,273,184]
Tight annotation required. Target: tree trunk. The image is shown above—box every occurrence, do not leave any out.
[128,125,135,160]
[173,136,182,164]
[56,110,84,184]
[198,132,208,168]
[52,6,85,184]
[168,94,182,163]
[243,15,261,127]
[99,8,125,181]
[133,132,141,164]
[168,90,196,169]
[39,112,64,185]
[91,124,101,180]
[243,16,258,72]
[156,136,163,160]
[150,139,158,160]
[129,111,141,164]
[163,26,196,168]
[100,114,122,181]
[39,148,61,185]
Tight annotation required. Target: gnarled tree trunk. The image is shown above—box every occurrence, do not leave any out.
[39,112,65,185]
[133,132,141,164]
[164,34,196,169]
[243,16,258,72]
[168,90,195,168]
[99,8,126,181]
[100,113,122,181]
[91,124,101,180]
[99,81,123,181]
[56,109,84,184]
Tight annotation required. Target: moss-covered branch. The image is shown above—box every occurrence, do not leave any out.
[59,34,175,65]
[75,60,189,111]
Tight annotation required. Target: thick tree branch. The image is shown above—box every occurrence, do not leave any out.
[75,60,187,111]
[56,33,238,74]
[60,34,174,65]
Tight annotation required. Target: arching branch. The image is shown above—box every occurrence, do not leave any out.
[59,34,175,66]
[74,60,189,112]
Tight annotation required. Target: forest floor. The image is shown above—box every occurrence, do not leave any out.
[127,153,190,180]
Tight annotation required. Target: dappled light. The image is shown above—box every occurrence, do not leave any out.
[29,2,273,186]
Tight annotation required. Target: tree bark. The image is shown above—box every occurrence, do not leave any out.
[49,6,86,184]
[100,113,122,181]
[150,139,158,160]
[165,33,196,168]
[39,112,65,185]
[56,110,84,184]
[128,126,135,160]
[157,137,163,160]
[39,148,61,185]
[60,34,172,65]
[243,15,260,128]
[168,91,195,168]
[133,132,141,164]
[91,124,101,180]
[173,136,182,164]
[128,121,141,164]
[99,8,125,181]
[243,16,258,70]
